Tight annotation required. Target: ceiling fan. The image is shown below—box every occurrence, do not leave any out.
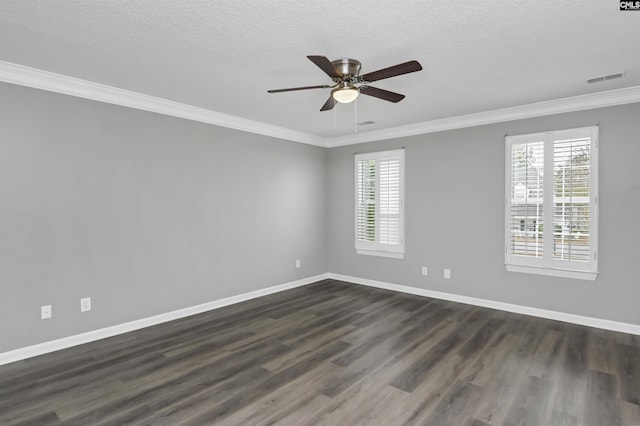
[267,55,423,111]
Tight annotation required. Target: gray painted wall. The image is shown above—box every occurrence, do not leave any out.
[327,103,640,326]
[0,83,327,352]
[1,81,638,355]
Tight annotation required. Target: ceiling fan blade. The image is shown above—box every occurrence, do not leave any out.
[307,55,344,79]
[359,86,405,103]
[320,95,337,111]
[267,85,331,93]
[361,60,422,83]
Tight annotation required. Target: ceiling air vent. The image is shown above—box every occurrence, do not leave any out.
[587,72,625,84]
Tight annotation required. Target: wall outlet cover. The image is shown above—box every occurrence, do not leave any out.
[422,266,428,276]
[444,269,451,279]
[80,297,92,312]
[41,305,52,319]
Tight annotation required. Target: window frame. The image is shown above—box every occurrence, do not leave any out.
[354,149,405,259]
[504,126,599,281]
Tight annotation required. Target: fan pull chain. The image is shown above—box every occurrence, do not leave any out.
[333,107,336,132]
[354,98,358,134]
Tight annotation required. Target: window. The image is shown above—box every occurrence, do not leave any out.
[355,149,405,258]
[505,126,598,280]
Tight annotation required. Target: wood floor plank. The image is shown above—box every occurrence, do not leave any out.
[4,410,62,426]
[425,380,485,426]
[616,342,640,406]
[502,375,554,426]
[389,310,490,394]
[620,400,640,426]
[182,341,352,425]
[262,324,356,373]
[467,337,530,425]
[584,369,621,426]
[222,363,342,425]
[396,354,468,425]
[317,380,408,426]
[587,328,618,375]
[527,328,564,379]
[544,328,591,423]
[310,323,463,424]
[0,279,637,426]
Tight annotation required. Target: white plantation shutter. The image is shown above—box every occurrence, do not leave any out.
[553,134,592,263]
[356,159,376,243]
[505,127,598,280]
[379,157,401,246]
[355,149,405,258]
[509,139,545,260]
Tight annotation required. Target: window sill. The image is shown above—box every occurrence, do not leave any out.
[506,264,597,281]
[356,249,404,259]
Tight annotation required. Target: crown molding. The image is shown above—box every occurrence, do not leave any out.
[2,61,639,148]
[325,86,640,147]
[0,61,324,147]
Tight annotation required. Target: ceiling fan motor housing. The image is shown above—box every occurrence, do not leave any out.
[331,58,362,81]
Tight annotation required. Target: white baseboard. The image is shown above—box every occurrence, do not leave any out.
[3,271,637,366]
[0,273,329,366]
[327,273,640,336]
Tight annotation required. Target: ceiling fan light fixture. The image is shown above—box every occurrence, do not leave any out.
[267,55,422,111]
[332,83,359,103]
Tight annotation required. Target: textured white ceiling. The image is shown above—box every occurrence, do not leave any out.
[1,0,639,137]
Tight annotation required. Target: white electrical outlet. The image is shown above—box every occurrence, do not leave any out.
[80,297,91,312]
[444,268,451,279]
[422,266,428,276]
[295,259,301,269]
[41,305,52,319]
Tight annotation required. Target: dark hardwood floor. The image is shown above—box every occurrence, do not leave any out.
[1,279,639,425]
